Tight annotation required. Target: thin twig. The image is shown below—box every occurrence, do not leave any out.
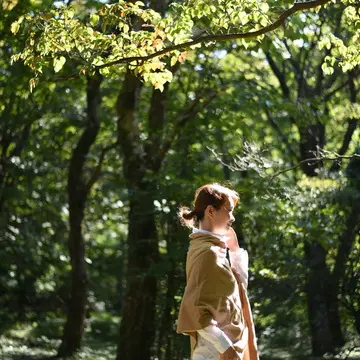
[268,154,360,186]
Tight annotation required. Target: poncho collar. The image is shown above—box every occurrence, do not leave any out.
[189,229,227,249]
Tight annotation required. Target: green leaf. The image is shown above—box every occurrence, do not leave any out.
[123,24,130,33]
[11,21,20,34]
[259,3,270,13]
[11,16,24,35]
[53,56,66,73]
[239,11,249,26]
[90,13,99,27]
[170,55,177,67]
[321,63,334,75]
[99,67,110,75]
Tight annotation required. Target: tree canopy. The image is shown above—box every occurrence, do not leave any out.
[10,0,360,91]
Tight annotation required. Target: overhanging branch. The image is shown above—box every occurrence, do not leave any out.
[96,0,333,69]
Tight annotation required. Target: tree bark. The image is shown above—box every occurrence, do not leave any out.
[265,44,345,355]
[304,242,335,355]
[329,199,360,342]
[115,71,160,360]
[355,312,360,334]
[156,221,183,360]
[116,183,159,360]
[300,118,341,354]
[115,64,221,359]
[58,74,102,357]
[299,121,325,177]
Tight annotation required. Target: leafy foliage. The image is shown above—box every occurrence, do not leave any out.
[11,0,360,90]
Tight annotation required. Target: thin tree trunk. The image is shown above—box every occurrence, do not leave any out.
[58,74,102,357]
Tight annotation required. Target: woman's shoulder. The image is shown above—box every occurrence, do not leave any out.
[187,241,228,270]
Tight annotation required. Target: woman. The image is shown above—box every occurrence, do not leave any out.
[176,183,259,360]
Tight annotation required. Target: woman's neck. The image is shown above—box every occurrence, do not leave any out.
[199,222,222,235]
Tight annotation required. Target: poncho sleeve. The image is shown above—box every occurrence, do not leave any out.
[176,246,237,333]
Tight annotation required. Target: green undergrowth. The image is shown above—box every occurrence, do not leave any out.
[1,316,359,360]
[0,313,119,360]
[0,335,116,360]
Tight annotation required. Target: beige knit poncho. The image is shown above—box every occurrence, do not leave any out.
[176,232,259,360]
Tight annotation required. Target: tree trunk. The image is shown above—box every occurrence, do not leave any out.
[115,57,213,358]
[329,200,360,347]
[115,70,160,360]
[0,136,10,217]
[304,242,335,355]
[355,312,360,334]
[265,41,348,356]
[116,183,159,360]
[156,236,178,360]
[58,74,102,357]
[299,121,325,177]
[298,115,345,354]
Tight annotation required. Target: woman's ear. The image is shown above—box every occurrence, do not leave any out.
[205,205,214,218]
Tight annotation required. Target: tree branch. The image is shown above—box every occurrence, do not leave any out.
[268,154,360,186]
[160,87,226,161]
[282,38,309,98]
[322,73,358,102]
[85,140,118,193]
[330,71,358,172]
[265,50,290,98]
[265,107,300,162]
[96,0,334,69]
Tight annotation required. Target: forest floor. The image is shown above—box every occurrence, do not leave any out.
[0,320,359,360]
[0,335,116,360]
[2,335,360,360]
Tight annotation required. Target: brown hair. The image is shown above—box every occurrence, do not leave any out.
[178,183,239,229]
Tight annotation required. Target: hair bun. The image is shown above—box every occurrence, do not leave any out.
[182,210,195,220]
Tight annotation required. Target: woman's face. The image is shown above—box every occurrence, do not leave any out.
[209,197,236,235]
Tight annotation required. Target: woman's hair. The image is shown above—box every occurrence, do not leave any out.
[178,183,239,229]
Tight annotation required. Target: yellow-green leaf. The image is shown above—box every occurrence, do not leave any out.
[11,15,24,34]
[53,56,66,73]
[90,13,99,27]
[170,55,177,67]
[11,21,20,34]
